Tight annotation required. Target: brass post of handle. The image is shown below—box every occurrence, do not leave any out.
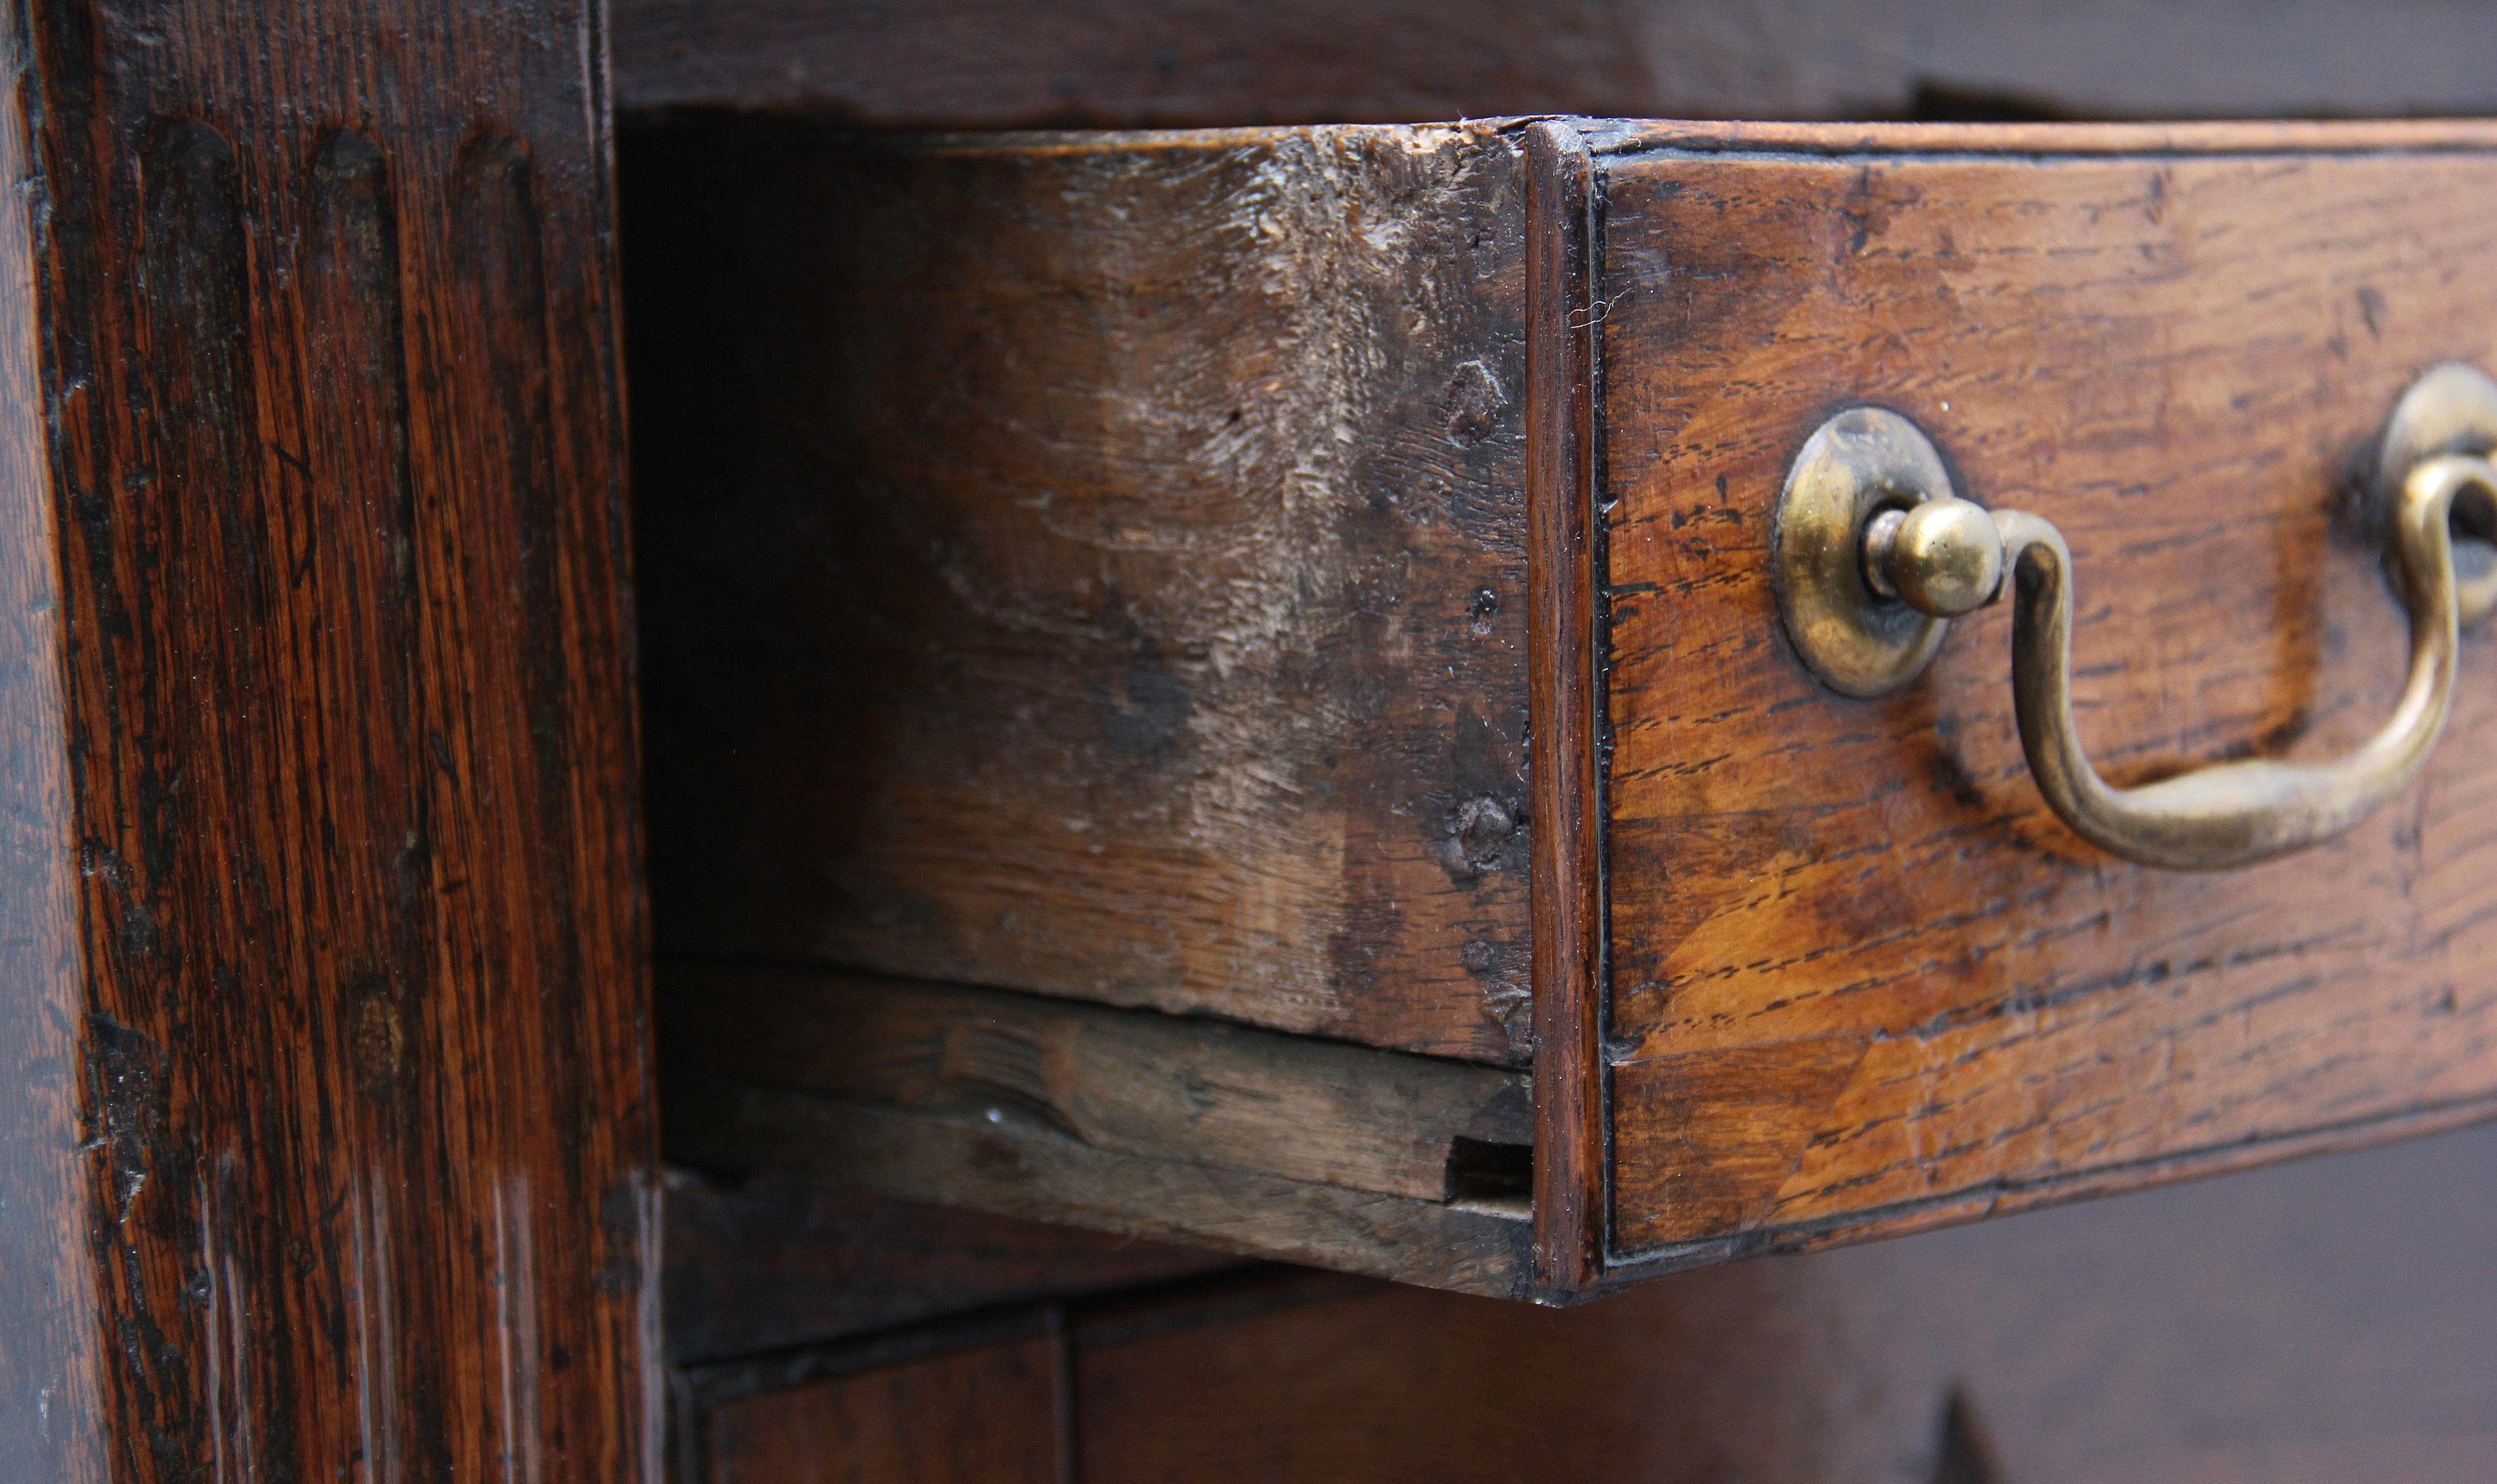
[1771,366,2497,871]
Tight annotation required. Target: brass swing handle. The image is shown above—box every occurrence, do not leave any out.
[1872,460,2480,869]
[1773,369,2497,872]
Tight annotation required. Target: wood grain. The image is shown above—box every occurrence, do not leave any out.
[1522,119,1606,1291]
[628,123,1537,1063]
[1596,130,2497,1257]
[661,962,1531,1202]
[631,115,2497,1294]
[705,1336,1062,1484]
[0,0,657,1474]
[608,0,2497,127]
[666,1077,1539,1298]
[661,1171,1233,1365]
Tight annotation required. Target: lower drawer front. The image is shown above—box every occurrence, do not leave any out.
[1594,124,2497,1265]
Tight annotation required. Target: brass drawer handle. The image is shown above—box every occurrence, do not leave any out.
[1773,367,2497,870]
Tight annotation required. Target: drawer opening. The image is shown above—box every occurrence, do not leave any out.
[1443,1136,1533,1215]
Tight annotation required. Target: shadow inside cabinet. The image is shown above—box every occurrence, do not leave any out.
[664,1119,2497,1484]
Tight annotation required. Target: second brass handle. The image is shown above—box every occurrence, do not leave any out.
[1773,377,2496,871]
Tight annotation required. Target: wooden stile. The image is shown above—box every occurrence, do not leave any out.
[0,0,658,1472]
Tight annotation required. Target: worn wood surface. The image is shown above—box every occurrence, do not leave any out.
[688,1121,2497,1483]
[664,963,1530,1204]
[660,964,1541,1293]
[661,1171,1232,1365]
[628,124,1537,1062]
[1597,123,2497,1258]
[705,1335,1063,1484]
[608,0,2497,127]
[0,0,657,1475]
[666,1074,1538,1298]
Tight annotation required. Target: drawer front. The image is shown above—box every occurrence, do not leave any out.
[1588,125,2497,1263]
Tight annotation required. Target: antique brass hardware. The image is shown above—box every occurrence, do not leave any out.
[1772,370,2497,870]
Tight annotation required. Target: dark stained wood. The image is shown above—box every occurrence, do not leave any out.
[627,123,1537,1063]
[661,1170,1234,1365]
[705,1335,1063,1484]
[0,0,656,1474]
[1074,1270,1882,1483]
[608,0,2497,128]
[1066,1122,2497,1484]
[1523,119,1606,1292]
[663,963,1531,1203]
[1595,122,2497,1259]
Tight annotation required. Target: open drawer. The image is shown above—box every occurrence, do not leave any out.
[631,118,2497,1300]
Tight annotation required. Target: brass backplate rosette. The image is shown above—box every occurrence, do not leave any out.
[1771,407,1963,698]
[2377,362,2497,630]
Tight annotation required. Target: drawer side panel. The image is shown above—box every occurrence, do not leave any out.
[630,125,1538,1061]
